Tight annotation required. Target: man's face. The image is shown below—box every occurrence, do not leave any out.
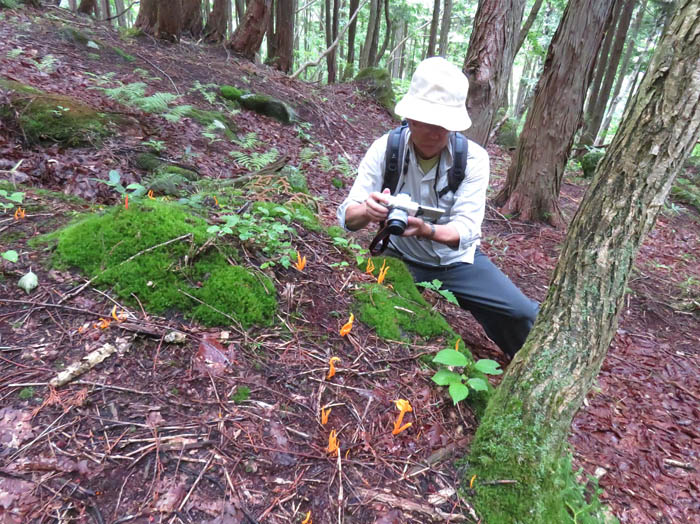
[407,119,450,159]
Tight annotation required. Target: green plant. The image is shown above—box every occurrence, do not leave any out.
[296,121,313,141]
[330,234,366,266]
[18,387,34,400]
[230,385,251,404]
[0,189,24,211]
[95,170,146,199]
[417,279,459,305]
[230,149,279,171]
[331,177,344,189]
[431,346,502,404]
[6,48,22,58]
[142,138,166,153]
[2,250,19,263]
[189,81,219,105]
[233,132,260,149]
[99,82,192,122]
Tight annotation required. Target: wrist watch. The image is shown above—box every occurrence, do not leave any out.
[427,222,436,239]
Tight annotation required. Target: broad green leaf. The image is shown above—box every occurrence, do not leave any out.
[448,382,469,404]
[2,250,19,263]
[206,225,220,234]
[439,289,459,305]
[108,170,121,185]
[432,349,468,368]
[18,271,38,294]
[467,377,489,392]
[474,359,503,375]
[431,368,462,386]
[7,192,24,203]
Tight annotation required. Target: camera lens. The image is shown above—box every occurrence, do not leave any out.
[386,208,407,235]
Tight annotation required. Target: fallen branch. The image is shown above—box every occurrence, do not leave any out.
[49,338,132,388]
[355,487,471,522]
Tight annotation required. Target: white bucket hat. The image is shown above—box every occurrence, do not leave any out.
[394,57,471,132]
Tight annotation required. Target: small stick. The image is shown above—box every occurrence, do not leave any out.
[178,452,214,511]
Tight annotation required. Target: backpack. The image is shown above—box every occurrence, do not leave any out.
[383,121,468,197]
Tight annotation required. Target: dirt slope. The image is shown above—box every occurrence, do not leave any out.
[0,6,698,524]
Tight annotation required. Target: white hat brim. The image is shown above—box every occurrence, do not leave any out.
[395,94,472,132]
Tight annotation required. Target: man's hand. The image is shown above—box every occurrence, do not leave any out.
[345,188,391,231]
[402,216,431,238]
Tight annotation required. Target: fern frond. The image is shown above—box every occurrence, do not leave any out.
[230,148,279,171]
[299,147,316,164]
[163,105,193,123]
[234,132,260,149]
[139,92,179,113]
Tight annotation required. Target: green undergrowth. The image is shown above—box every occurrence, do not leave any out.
[0,78,116,146]
[48,200,277,328]
[466,399,618,523]
[355,256,453,341]
[671,176,700,213]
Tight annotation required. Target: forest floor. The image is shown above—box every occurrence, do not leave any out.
[1,6,698,524]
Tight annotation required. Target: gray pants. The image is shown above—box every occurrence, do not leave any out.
[391,248,539,357]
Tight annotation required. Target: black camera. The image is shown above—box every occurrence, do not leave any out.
[382,193,444,235]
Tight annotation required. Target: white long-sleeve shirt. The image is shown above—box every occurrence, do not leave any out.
[337,129,490,266]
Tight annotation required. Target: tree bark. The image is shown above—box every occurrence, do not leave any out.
[462,0,527,146]
[580,0,636,148]
[468,3,700,521]
[515,0,543,55]
[437,0,451,56]
[598,0,650,141]
[493,0,616,226]
[234,0,245,23]
[203,0,230,43]
[271,0,294,72]
[359,0,379,68]
[427,0,440,57]
[69,0,77,10]
[98,0,111,21]
[135,0,158,33]
[229,0,272,59]
[78,0,97,15]
[182,0,204,38]
[156,0,183,42]
[343,0,360,79]
[267,0,278,60]
[375,0,392,65]
[113,0,127,26]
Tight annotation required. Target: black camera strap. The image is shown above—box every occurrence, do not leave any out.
[369,224,392,255]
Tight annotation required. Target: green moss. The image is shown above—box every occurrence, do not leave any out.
[192,265,276,327]
[466,396,618,523]
[671,176,700,212]
[58,26,90,45]
[331,177,344,189]
[134,153,163,171]
[110,45,136,62]
[354,67,397,117]
[238,94,297,125]
[495,117,519,148]
[326,225,345,239]
[186,108,237,139]
[0,80,114,146]
[51,200,277,328]
[220,85,244,101]
[119,27,144,39]
[0,0,19,8]
[578,150,605,178]
[354,256,452,341]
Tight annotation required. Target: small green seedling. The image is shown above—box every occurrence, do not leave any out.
[431,345,503,404]
[417,279,459,305]
[230,386,251,404]
[2,250,19,263]
[95,170,146,199]
[0,189,24,211]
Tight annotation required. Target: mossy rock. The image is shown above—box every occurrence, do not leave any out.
[110,45,136,62]
[0,0,20,9]
[119,27,145,39]
[495,118,519,148]
[578,150,605,178]
[238,94,297,125]
[135,153,199,196]
[58,26,91,45]
[671,177,700,213]
[0,78,116,146]
[186,108,236,139]
[219,85,245,101]
[354,67,397,118]
[51,200,277,328]
[354,256,453,341]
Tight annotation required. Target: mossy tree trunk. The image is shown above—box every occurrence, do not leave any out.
[203,0,229,42]
[228,0,271,59]
[468,3,700,522]
[462,0,527,146]
[493,0,615,226]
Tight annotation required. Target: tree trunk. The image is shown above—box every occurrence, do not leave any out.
[229,0,272,59]
[156,0,183,42]
[467,3,700,522]
[78,0,97,15]
[271,0,294,72]
[267,0,277,60]
[182,0,204,38]
[234,0,245,23]
[203,0,230,43]
[367,0,381,66]
[580,0,636,148]
[135,0,158,33]
[343,0,360,79]
[98,0,111,21]
[437,0,452,56]
[515,0,543,55]
[359,0,379,68]
[389,18,404,77]
[493,0,615,226]
[598,0,650,141]
[462,0,527,146]
[69,0,77,10]
[581,0,623,142]
[375,0,391,65]
[427,0,440,57]
[113,0,127,26]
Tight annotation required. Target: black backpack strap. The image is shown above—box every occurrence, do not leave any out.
[438,132,468,198]
[383,122,408,194]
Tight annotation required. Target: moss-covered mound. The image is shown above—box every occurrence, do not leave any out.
[354,67,397,118]
[354,256,452,341]
[0,78,116,146]
[219,85,297,124]
[578,150,605,178]
[52,200,277,327]
[134,153,199,197]
[495,117,519,148]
